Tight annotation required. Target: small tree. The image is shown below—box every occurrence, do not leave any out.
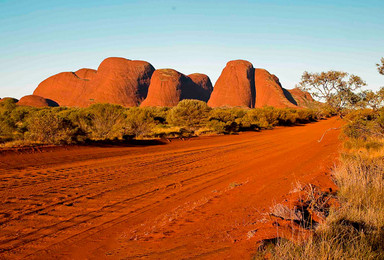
[377,57,384,75]
[298,71,366,113]
[358,88,384,111]
[166,100,211,130]
[125,108,155,138]
[86,103,126,140]
[25,110,76,144]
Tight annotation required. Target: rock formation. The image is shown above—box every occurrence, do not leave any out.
[74,68,97,80]
[141,69,212,107]
[34,57,155,107]
[254,69,297,108]
[17,95,59,107]
[88,58,155,106]
[34,71,91,107]
[288,88,314,107]
[188,73,213,102]
[0,97,19,103]
[208,60,255,108]
[31,57,313,109]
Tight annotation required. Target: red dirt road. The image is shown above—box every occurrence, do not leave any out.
[0,118,341,259]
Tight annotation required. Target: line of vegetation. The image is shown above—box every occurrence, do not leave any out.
[0,99,333,147]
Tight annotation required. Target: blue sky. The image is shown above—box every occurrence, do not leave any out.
[0,0,383,99]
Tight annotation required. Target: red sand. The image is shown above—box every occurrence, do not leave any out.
[0,118,341,259]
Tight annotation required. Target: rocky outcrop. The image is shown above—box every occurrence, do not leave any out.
[74,68,97,80]
[208,60,255,108]
[31,57,313,109]
[17,95,59,107]
[34,71,90,107]
[254,69,297,108]
[207,60,300,108]
[288,88,314,107]
[33,57,155,107]
[188,73,213,102]
[88,58,155,107]
[141,69,210,107]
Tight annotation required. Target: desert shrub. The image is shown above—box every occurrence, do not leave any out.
[241,107,280,129]
[342,109,384,140]
[207,108,243,133]
[275,108,298,125]
[296,109,317,123]
[125,107,155,138]
[0,101,36,141]
[25,110,76,144]
[306,102,336,119]
[84,103,126,140]
[142,106,170,124]
[166,100,211,130]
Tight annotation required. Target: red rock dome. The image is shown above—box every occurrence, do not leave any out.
[33,57,155,107]
[208,60,255,108]
[288,88,314,107]
[254,69,297,108]
[34,71,90,107]
[141,69,206,107]
[17,95,59,107]
[74,68,97,80]
[88,58,155,106]
[188,73,213,102]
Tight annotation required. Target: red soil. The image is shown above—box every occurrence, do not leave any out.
[17,95,59,108]
[0,118,341,259]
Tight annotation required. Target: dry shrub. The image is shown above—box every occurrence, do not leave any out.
[85,103,126,140]
[125,107,155,138]
[25,110,76,144]
[166,99,211,130]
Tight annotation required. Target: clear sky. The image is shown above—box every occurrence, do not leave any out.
[0,0,383,99]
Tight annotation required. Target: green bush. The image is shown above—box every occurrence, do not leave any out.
[207,108,244,133]
[166,100,211,130]
[25,110,76,144]
[125,107,155,138]
[342,109,384,140]
[0,101,36,141]
[241,107,279,129]
[84,103,126,140]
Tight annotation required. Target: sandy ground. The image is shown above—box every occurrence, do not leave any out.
[0,118,341,259]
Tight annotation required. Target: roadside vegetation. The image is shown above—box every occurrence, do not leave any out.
[255,58,384,259]
[0,99,333,147]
